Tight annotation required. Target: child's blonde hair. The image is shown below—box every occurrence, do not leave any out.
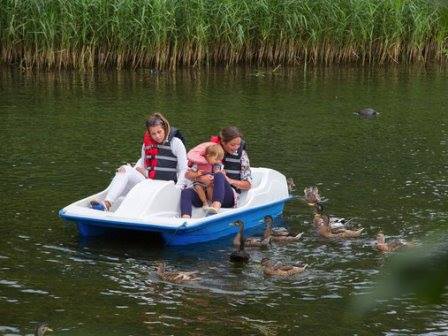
[205,144,224,161]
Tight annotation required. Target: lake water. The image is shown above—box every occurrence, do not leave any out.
[1,66,447,335]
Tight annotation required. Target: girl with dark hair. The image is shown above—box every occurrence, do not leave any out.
[180,126,252,218]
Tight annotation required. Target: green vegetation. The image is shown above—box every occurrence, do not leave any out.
[1,0,448,69]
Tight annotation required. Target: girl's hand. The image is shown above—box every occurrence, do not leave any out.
[135,166,146,177]
[116,164,129,173]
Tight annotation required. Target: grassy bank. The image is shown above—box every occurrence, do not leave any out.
[1,0,448,69]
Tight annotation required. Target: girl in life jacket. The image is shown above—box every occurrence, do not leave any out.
[186,142,224,211]
[90,113,188,212]
[180,126,252,218]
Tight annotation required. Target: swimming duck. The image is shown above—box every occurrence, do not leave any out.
[356,107,379,118]
[328,216,353,231]
[304,186,321,206]
[34,323,53,336]
[312,204,356,233]
[261,257,308,277]
[313,209,363,239]
[312,203,327,228]
[156,262,200,284]
[232,220,271,248]
[286,178,296,193]
[229,221,250,262]
[375,232,407,252]
[263,216,304,243]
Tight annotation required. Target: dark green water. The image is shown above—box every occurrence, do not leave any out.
[1,66,447,335]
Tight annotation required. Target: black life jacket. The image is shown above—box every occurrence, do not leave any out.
[210,135,246,189]
[143,128,183,182]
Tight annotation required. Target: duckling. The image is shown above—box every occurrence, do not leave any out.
[375,232,407,252]
[261,257,308,277]
[232,220,271,248]
[156,262,200,284]
[34,323,53,336]
[263,216,304,243]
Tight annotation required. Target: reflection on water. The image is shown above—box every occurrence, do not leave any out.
[0,66,447,335]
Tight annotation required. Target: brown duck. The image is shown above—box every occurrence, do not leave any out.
[34,323,53,336]
[156,262,200,284]
[263,216,303,243]
[304,186,321,206]
[232,220,271,248]
[286,177,296,193]
[261,257,308,277]
[375,232,408,252]
[314,213,363,238]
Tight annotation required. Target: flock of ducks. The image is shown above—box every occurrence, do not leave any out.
[155,185,412,285]
[36,184,411,334]
[307,187,411,250]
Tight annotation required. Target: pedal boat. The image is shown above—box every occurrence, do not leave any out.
[59,167,292,246]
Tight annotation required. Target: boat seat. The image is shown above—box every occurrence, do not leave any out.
[235,169,265,208]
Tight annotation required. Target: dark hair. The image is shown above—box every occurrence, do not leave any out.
[145,113,171,141]
[220,126,243,143]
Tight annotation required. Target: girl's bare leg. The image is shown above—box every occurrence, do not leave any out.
[194,185,208,207]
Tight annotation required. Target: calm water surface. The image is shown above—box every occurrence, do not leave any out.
[1,66,447,335]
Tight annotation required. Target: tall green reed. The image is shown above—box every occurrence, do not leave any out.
[0,0,447,69]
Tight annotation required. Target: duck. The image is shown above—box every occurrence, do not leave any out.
[328,216,353,231]
[156,262,200,284]
[229,221,250,263]
[286,177,296,193]
[232,220,271,248]
[356,107,379,118]
[375,232,408,252]
[304,186,321,206]
[316,214,364,238]
[313,204,359,234]
[263,216,304,243]
[261,257,308,277]
[312,203,325,227]
[34,323,53,336]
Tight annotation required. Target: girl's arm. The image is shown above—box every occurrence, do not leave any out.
[185,166,204,181]
[171,138,189,186]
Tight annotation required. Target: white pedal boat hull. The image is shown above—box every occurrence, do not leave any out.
[59,167,292,246]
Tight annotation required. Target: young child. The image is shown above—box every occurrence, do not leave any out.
[187,142,224,210]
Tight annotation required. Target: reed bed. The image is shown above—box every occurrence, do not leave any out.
[1,0,447,70]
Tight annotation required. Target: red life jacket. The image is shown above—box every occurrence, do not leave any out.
[143,130,178,181]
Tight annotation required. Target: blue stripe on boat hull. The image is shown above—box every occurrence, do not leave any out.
[162,202,284,245]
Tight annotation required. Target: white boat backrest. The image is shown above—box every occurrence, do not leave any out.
[94,167,289,219]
